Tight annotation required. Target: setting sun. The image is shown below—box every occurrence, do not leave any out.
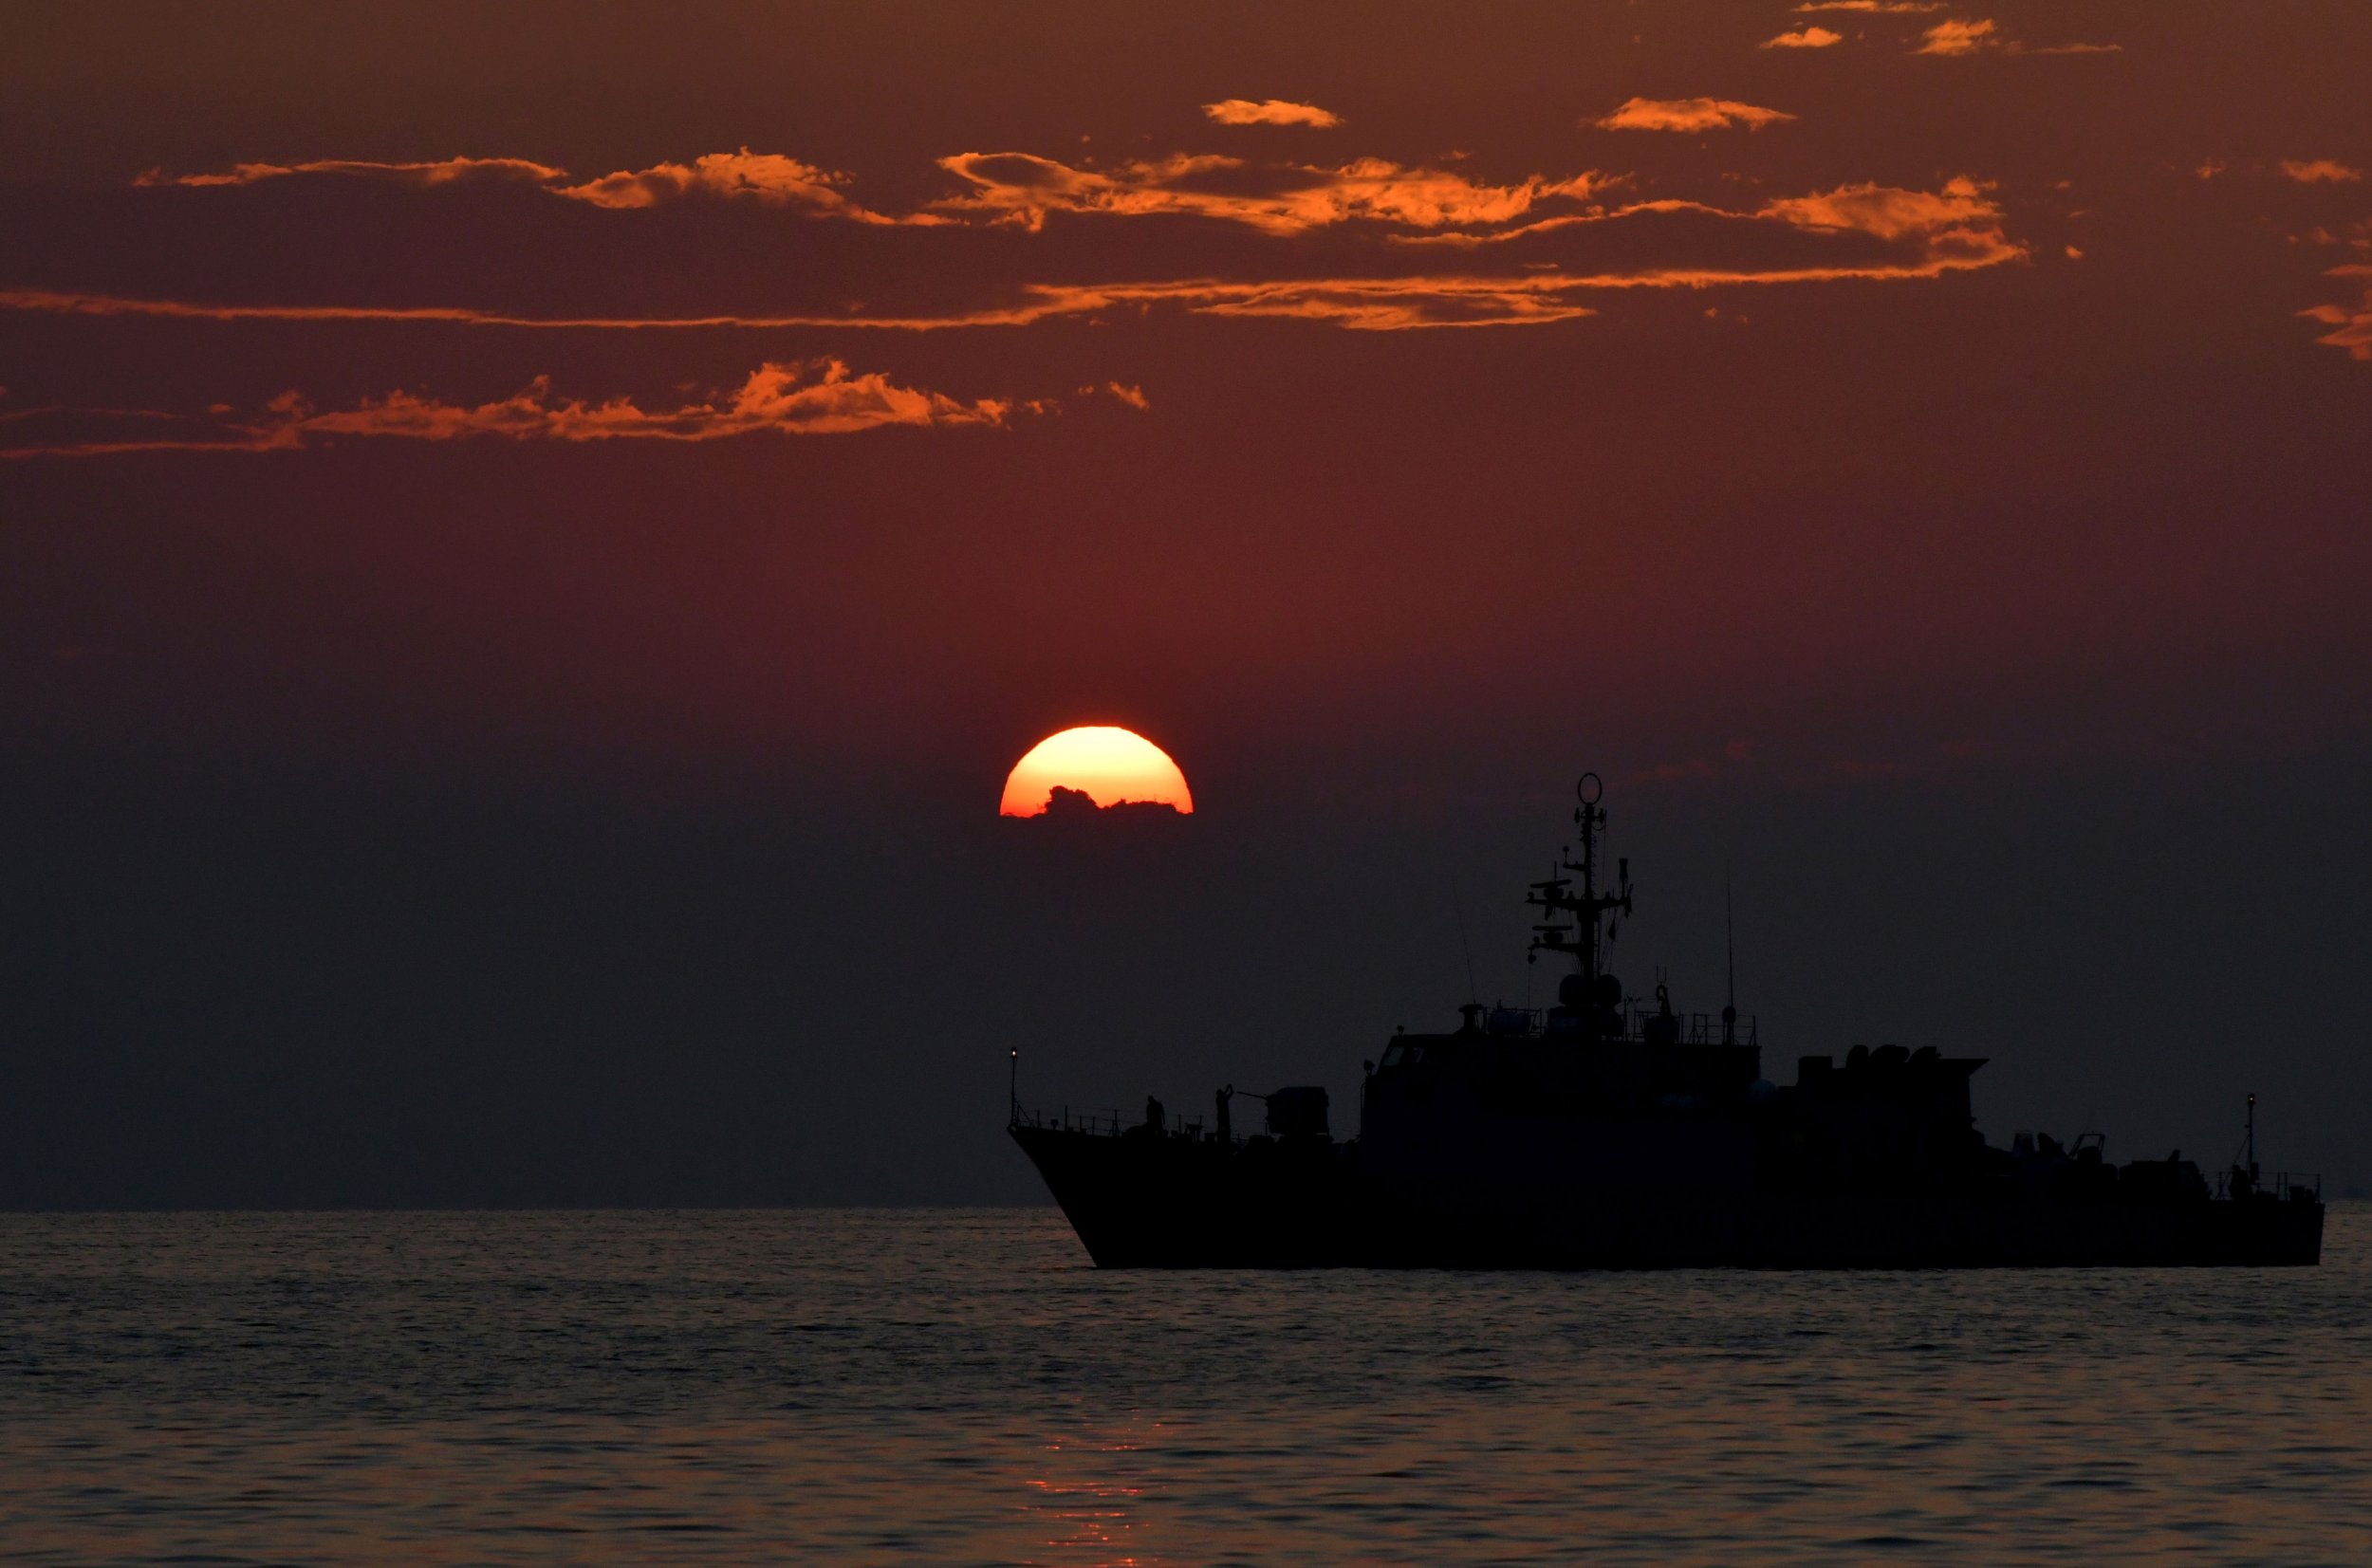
[999,726,1194,816]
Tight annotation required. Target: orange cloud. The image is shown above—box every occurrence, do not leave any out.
[2282,159,2364,184]
[931,152,1604,234]
[2,175,2023,340]
[1763,27,1843,48]
[992,226,2021,328]
[2303,267,2372,360]
[139,149,919,221]
[0,243,2020,347]
[1389,195,1733,247]
[550,149,918,220]
[1593,98,1795,133]
[1113,275,1600,329]
[1916,18,1996,53]
[1759,175,2000,240]
[311,362,1008,439]
[1915,18,2117,55]
[0,286,1066,332]
[0,279,1555,335]
[2,361,1026,458]
[1201,99,1342,127]
[1010,206,2024,328]
[1796,2,1939,10]
[0,403,237,459]
[137,156,565,189]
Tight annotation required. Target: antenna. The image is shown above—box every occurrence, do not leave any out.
[1452,876,1479,1006]
[1527,772,1635,1041]
[1722,862,1738,1046]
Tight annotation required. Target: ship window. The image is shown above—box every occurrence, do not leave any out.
[1380,1042,1424,1070]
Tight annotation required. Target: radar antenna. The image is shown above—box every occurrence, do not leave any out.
[1525,772,1634,1027]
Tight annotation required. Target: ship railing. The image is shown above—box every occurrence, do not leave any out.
[1480,1006,1758,1045]
[1010,1105,1230,1142]
[1010,1104,1125,1136]
[2214,1169,2323,1202]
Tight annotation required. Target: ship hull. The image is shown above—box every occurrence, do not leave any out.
[1012,1125,2325,1269]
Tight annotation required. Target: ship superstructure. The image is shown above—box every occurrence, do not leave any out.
[1010,774,2323,1268]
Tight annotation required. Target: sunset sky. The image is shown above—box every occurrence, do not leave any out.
[3,2,2367,1205]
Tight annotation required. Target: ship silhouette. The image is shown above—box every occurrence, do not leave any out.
[1010,772,2324,1268]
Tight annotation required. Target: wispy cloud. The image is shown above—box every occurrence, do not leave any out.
[2303,267,2372,360]
[151,144,1623,239]
[139,148,922,221]
[137,156,566,189]
[306,361,1006,438]
[930,152,1605,234]
[550,150,926,220]
[1759,175,2000,240]
[2,176,2023,339]
[2281,159,2364,185]
[0,286,1066,332]
[1201,99,1341,128]
[0,279,1590,338]
[1915,18,1997,53]
[1393,179,2006,250]
[0,402,243,458]
[1101,275,1603,329]
[1763,27,1844,48]
[1915,18,2120,55]
[1795,1,1939,11]
[1011,265,1994,332]
[993,190,2022,327]
[1,360,1028,458]
[1593,98,1794,133]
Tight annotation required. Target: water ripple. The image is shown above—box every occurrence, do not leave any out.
[0,1207,2366,1563]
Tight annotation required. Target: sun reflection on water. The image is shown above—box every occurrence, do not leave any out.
[0,1208,2366,1562]
[1017,1427,1159,1565]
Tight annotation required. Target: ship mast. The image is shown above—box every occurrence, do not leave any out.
[1527,772,1633,1033]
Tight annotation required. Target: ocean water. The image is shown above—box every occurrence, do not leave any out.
[1,1208,2366,1564]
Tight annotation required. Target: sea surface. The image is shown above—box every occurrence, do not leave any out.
[1,1208,2367,1565]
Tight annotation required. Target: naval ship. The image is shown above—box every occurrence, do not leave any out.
[1010,774,2324,1268]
